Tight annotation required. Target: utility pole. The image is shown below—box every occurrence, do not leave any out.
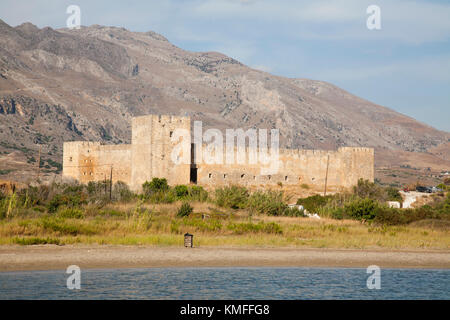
[109,165,113,200]
[324,154,330,196]
[36,144,42,181]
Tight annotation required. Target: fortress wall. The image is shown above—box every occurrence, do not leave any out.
[63,141,86,182]
[62,141,131,185]
[96,144,132,184]
[338,147,375,187]
[131,114,191,191]
[196,146,374,192]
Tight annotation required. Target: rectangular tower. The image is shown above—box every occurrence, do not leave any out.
[130,114,191,192]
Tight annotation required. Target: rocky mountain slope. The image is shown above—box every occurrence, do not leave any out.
[0,20,449,183]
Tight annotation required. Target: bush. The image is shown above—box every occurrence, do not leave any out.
[247,191,287,216]
[86,181,108,197]
[344,198,378,221]
[296,195,332,213]
[142,178,173,203]
[215,186,249,209]
[47,192,86,213]
[188,185,208,202]
[40,217,94,235]
[283,206,306,217]
[17,185,50,207]
[63,184,85,195]
[146,190,176,204]
[113,181,135,202]
[143,178,169,195]
[57,207,85,219]
[0,202,6,219]
[372,205,448,226]
[330,207,345,220]
[177,202,193,217]
[13,237,61,245]
[174,185,189,198]
[353,179,386,201]
[386,187,402,202]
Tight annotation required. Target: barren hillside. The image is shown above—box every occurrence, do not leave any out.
[0,20,448,184]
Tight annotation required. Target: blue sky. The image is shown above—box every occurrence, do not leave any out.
[1,0,449,132]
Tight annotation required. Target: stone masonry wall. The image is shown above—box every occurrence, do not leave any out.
[63,141,132,185]
[196,147,374,192]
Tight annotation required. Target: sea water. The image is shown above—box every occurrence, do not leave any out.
[0,267,448,300]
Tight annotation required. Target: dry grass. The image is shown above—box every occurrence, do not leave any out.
[0,202,448,249]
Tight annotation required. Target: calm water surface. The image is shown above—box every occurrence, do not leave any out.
[0,267,448,299]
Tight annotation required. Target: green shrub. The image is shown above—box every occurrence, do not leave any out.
[86,181,108,197]
[372,206,446,226]
[63,184,85,195]
[227,221,282,234]
[143,178,169,195]
[40,217,95,235]
[17,185,50,207]
[330,207,345,220]
[0,204,6,219]
[47,195,64,213]
[13,237,61,245]
[441,193,450,214]
[57,207,85,219]
[113,181,135,202]
[296,195,332,213]
[174,185,189,198]
[188,185,208,202]
[344,198,378,221]
[177,202,193,217]
[215,186,249,209]
[353,179,386,201]
[146,190,176,204]
[386,187,402,202]
[47,194,85,213]
[248,191,287,216]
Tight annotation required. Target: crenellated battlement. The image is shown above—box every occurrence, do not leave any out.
[133,114,190,125]
[338,147,374,153]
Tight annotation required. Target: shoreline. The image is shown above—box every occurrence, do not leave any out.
[0,245,449,272]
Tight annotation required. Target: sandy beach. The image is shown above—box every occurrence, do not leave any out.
[0,245,449,272]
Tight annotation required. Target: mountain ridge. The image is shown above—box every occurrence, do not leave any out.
[0,20,448,183]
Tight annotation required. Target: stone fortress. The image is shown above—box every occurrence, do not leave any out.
[63,114,374,194]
